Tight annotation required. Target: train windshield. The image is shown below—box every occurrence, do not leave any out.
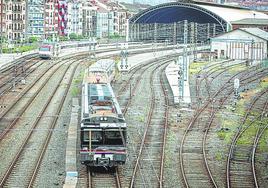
[82,129,126,146]
[39,47,50,51]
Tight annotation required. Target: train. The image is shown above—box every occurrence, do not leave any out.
[38,42,61,59]
[38,41,97,59]
[80,59,127,167]
[38,44,55,59]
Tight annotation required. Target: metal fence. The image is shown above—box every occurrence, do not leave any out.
[128,20,224,44]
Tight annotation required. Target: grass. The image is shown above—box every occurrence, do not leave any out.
[71,69,84,97]
[216,127,235,143]
[71,87,79,97]
[165,131,177,167]
[257,118,268,152]
[228,65,247,74]
[260,77,268,89]
[138,115,145,122]
[114,56,121,80]
[3,44,38,53]
[237,126,257,145]
[215,152,224,161]
[189,61,209,75]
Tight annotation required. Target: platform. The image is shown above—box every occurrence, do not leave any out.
[165,60,191,105]
[63,98,79,188]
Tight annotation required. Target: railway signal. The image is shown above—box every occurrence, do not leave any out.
[120,43,128,71]
[234,78,240,96]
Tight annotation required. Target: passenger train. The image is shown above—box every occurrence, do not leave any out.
[38,44,55,59]
[80,59,127,167]
[38,41,97,59]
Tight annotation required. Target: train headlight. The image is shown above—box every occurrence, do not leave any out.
[100,117,104,121]
[104,117,108,121]
[82,147,88,150]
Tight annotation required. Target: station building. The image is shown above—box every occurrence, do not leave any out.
[210,28,268,61]
[231,18,268,32]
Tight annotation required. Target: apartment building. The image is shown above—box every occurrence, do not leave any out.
[82,1,97,37]
[96,0,128,38]
[67,0,83,35]
[0,0,26,41]
[58,0,67,35]
[27,0,44,38]
[0,0,6,42]
[44,0,58,39]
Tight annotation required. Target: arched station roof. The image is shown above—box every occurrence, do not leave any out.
[129,0,268,31]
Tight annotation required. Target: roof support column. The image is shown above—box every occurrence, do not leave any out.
[147,24,150,42]
[183,20,188,44]
[194,23,198,60]
[190,22,197,59]
[207,23,210,40]
[137,23,140,41]
[173,22,177,45]
[129,23,132,41]
[154,22,157,43]
[190,22,195,44]
[213,23,216,37]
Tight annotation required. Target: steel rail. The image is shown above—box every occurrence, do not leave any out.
[0,60,76,186]
[179,66,267,187]
[226,88,268,188]
[159,66,169,188]
[252,98,268,188]
[27,61,80,187]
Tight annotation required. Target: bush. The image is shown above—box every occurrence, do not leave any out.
[29,36,38,43]
[69,33,78,40]
[2,44,37,53]
[59,36,69,41]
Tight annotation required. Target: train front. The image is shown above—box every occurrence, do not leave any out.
[80,83,127,167]
[38,44,53,59]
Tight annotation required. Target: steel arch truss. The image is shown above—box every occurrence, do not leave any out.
[129,2,228,32]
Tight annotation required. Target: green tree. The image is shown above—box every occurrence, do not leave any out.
[69,33,78,40]
[29,36,38,43]
[59,36,69,41]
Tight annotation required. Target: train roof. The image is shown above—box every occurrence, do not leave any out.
[40,45,52,48]
[84,83,123,119]
[84,59,115,84]
[89,59,114,72]
[89,84,111,99]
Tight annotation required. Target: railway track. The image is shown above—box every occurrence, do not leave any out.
[0,43,182,187]
[195,60,247,107]
[127,61,169,188]
[0,57,43,96]
[252,98,268,188]
[0,58,82,187]
[78,59,172,188]
[75,46,179,188]
[89,167,121,188]
[226,89,268,188]
[181,63,268,187]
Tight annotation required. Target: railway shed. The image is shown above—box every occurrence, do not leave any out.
[210,28,268,61]
[128,0,268,44]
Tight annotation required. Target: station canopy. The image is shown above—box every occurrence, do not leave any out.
[129,0,268,31]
